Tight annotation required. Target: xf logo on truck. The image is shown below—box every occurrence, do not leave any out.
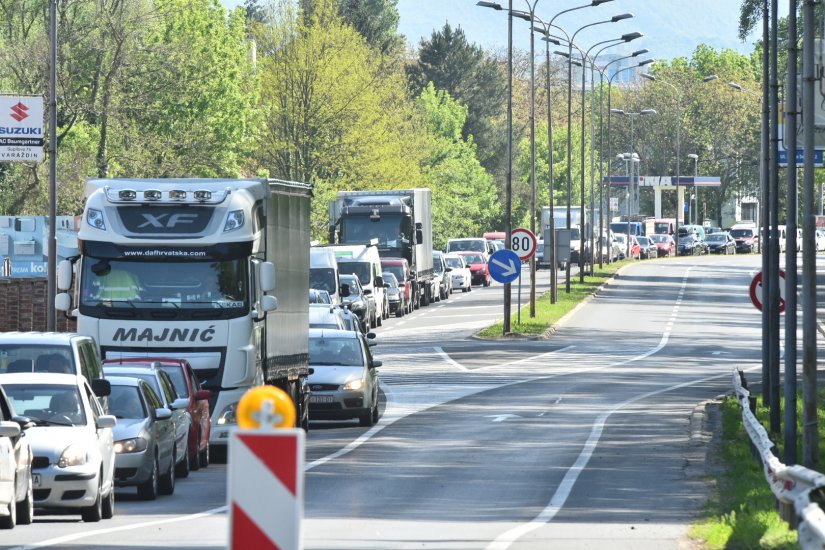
[138,213,198,229]
[112,326,216,343]
[118,206,212,233]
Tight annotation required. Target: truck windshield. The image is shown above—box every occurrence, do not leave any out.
[80,257,248,311]
[340,214,410,248]
[337,262,371,286]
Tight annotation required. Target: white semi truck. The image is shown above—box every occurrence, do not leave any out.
[328,189,436,307]
[55,178,313,451]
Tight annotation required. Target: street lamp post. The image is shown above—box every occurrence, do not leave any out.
[476,0,514,334]
[611,109,657,258]
[640,72,683,231]
[687,153,699,224]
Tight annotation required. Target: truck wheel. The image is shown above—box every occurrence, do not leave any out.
[422,287,430,306]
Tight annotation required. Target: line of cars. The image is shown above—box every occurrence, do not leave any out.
[0,332,213,528]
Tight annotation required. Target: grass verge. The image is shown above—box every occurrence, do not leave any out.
[476,259,631,338]
[690,389,825,549]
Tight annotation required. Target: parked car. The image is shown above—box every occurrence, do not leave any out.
[0,383,33,529]
[457,251,490,287]
[444,253,472,293]
[678,234,705,256]
[816,228,825,251]
[613,234,627,260]
[730,224,757,253]
[380,259,414,314]
[340,274,375,329]
[706,232,736,255]
[1,373,116,522]
[106,376,176,500]
[307,329,381,427]
[432,251,452,300]
[628,235,642,260]
[382,272,407,318]
[648,234,676,257]
[636,236,658,259]
[101,363,191,480]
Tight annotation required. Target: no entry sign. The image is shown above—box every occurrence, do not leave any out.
[749,270,786,313]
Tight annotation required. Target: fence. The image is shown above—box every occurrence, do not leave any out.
[733,369,825,548]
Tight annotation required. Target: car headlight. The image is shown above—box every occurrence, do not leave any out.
[58,444,89,468]
[343,379,364,391]
[114,437,148,454]
[217,402,238,425]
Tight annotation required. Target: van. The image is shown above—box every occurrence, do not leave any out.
[331,244,386,328]
[610,221,643,237]
[446,238,489,255]
[730,222,757,253]
[310,247,341,305]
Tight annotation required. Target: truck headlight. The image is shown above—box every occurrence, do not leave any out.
[224,210,244,232]
[58,444,89,468]
[87,208,106,231]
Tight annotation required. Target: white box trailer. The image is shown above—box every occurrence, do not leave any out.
[56,178,313,445]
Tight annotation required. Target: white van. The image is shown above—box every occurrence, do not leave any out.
[446,238,489,255]
[331,244,387,328]
[310,247,341,305]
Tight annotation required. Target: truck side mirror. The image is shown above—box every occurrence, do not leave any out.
[375,276,383,288]
[259,262,276,292]
[415,229,424,244]
[57,259,73,291]
[55,293,71,312]
[260,295,278,312]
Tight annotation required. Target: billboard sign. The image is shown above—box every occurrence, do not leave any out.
[0,95,44,162]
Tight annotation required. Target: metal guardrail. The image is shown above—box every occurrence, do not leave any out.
[732,369,825,549]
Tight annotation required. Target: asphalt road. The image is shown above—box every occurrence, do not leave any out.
[1,254,813,550]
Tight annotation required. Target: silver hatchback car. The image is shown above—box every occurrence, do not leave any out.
[307,329,381,427]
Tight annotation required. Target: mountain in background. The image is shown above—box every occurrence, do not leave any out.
[221,0,776,61]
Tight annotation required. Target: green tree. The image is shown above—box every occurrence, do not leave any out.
[337,0,401,53]
[417,83,499,247]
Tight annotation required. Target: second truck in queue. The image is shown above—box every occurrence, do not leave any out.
[55,178,313,452]
[328,188,436,307]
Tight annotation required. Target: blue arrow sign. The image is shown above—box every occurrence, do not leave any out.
[488,249,521,284]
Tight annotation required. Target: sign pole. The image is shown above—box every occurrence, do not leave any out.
[47,0,57,331]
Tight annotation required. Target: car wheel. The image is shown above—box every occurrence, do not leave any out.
[359,403,375,427]
[189,430,201,471]
[159,450,176,495]
[81,477,103,522]
[176,444,190,479]
[137,455,159,500]
[483,278,489,287]
[16,474,33,525]
[396,304,404,318]
[101,486,115,520]
[199,442,210,468]
[0,482,17,529]
[371,392,379,424]
[376,310,382,326]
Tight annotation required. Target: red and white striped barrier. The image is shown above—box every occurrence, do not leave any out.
[228,387,304,550]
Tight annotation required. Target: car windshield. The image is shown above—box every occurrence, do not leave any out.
[444,257,464,269]
[4,384,87,426]
[105,371,164,404]
[679,236,695,244]
[158,365,189,398]
[309,337,364,366]
[383,273,399,288]
[0,345,74,375]
[707,234,726,242]
[461,253,484,264]
[637,237,650,245]
[382,264,405,283]
[108,385,147,419]
[730,229,753,238]
[648,235,666,243]
[340,275,361,296]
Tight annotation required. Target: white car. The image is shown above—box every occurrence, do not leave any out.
[444,253,472,293]
[1,373,116,522]
[816,228,825,251]
[0,383,33,529]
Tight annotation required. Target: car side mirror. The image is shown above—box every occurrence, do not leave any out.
[154,408,173,421]
[196,389,212,401]
[370,360,382,369]
[12,415,34,431]
[92,378,111,397]
[170,397,189,410]
[0,421,20,438]
[445,267,452,272]
[96,415,117,429]
[339,284,350,298]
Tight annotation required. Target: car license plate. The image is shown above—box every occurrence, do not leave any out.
[32,473,41,488]
[310,395,333,403]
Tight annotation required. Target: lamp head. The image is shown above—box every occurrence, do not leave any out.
[554,50,571,58]
[476,1,503,9]
[541,35,562,45]
[640,72,656,81]
[512,10,532,22]
[632,49,649,56]
[592,0,613,5]
[611,13,633,22]
[687,154,699,159]
[621,31,642,42]
[640,108,657,116]
[728,82,743,91]
[610,108,625,115]
[637,59,654,67]
[572,60,583,67]
[702,74,719,83]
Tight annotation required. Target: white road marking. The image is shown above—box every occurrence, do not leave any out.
[434,346,470,372]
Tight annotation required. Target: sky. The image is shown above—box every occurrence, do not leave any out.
[221,0,788,62]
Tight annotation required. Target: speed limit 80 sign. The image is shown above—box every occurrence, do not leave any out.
[510,227,537,260]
